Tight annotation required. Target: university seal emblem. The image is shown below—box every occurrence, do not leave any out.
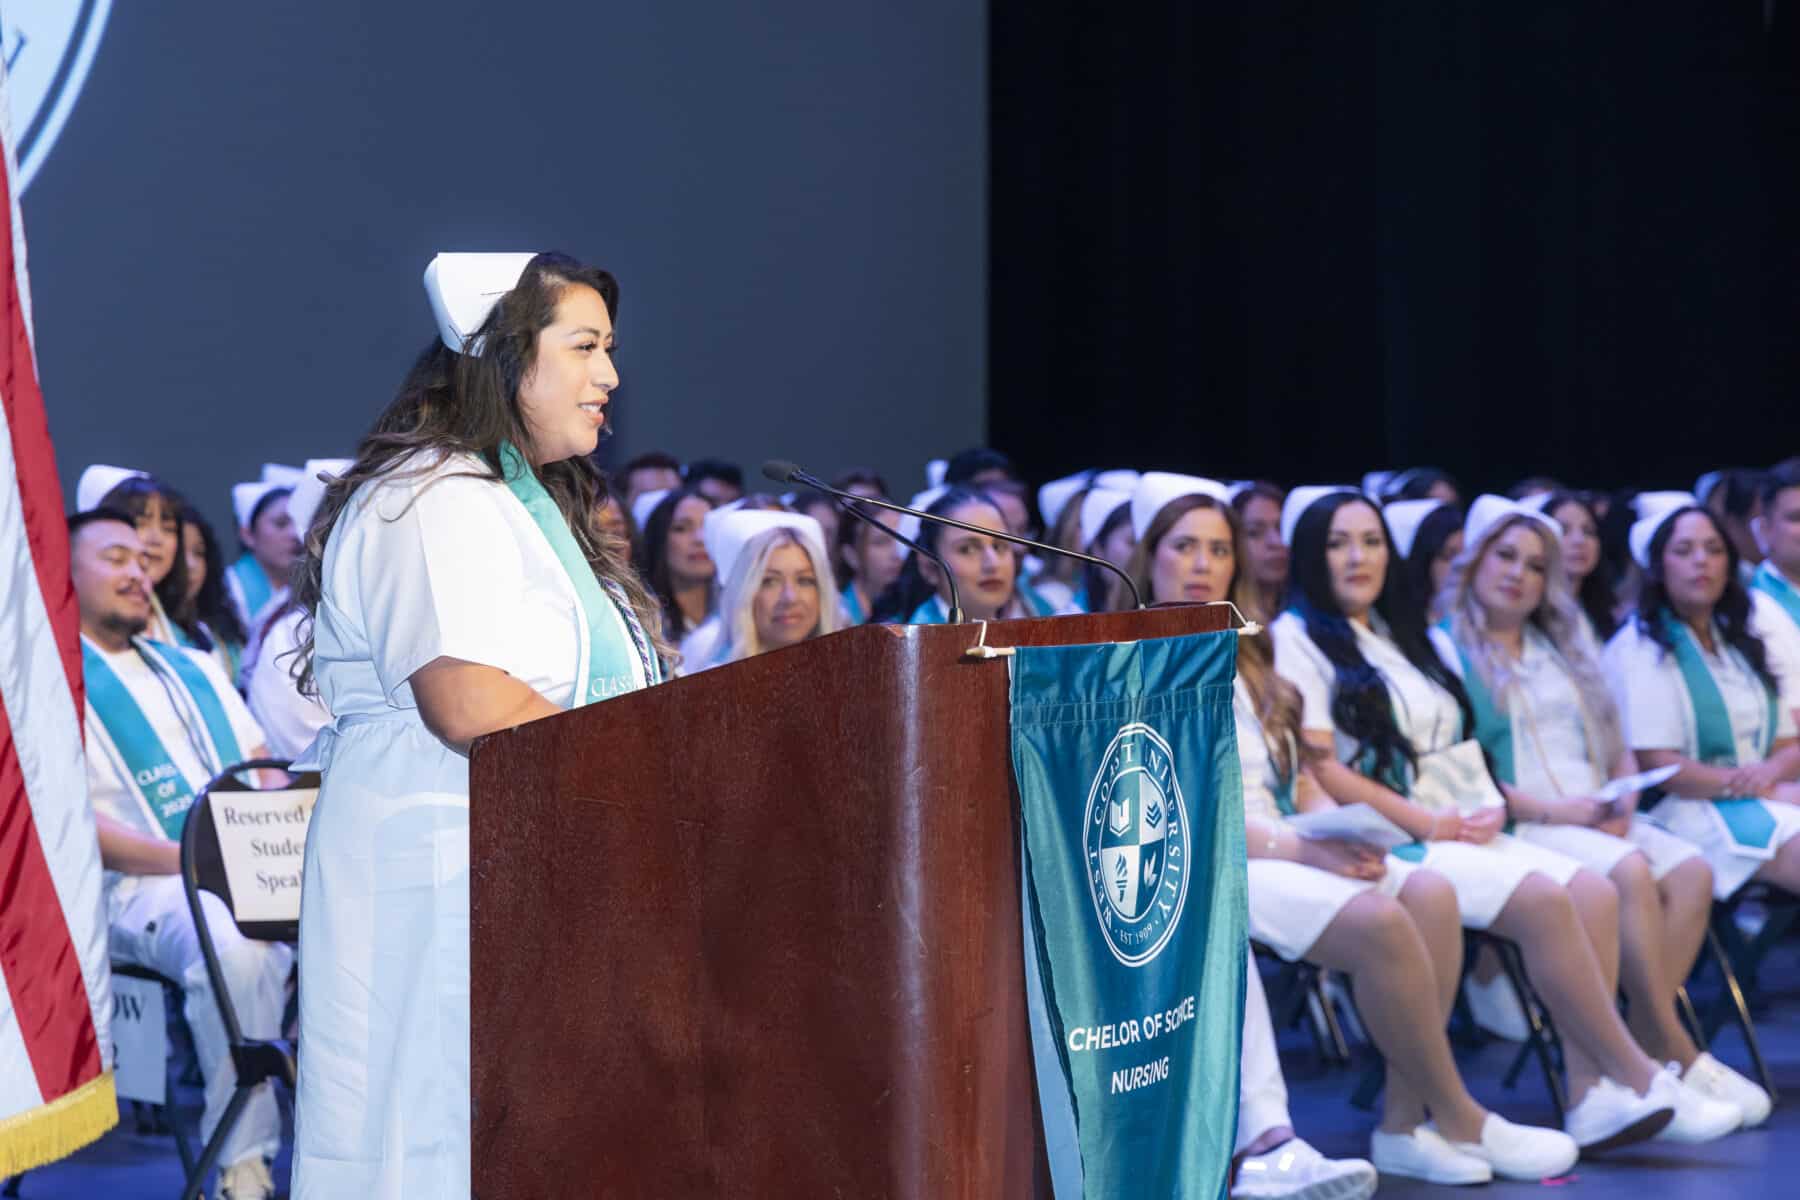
[1084,721,1190,966]
[3,0,116,193]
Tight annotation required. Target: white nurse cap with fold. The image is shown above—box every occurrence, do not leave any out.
[1129,472,1231,541]
[1463,494,1558,555]
[924,459,948,489]
[286,458,354,537]
[76,464,145,513]
[895,485,950,559]
[1078,487,1133,550]
[1629,491,1700,569]
[1279,485,1359,549]
[631,488,673,529]
[702,509,824,588]
[232,480,297,532]
[1092,469,1141,493]
[423,252,537,354]
[1037,471,1091,532]
[1384,499,1449,559]
[261,462,304,487]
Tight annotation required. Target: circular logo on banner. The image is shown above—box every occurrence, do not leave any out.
[3,0,116,193]
[1084,721,1190,967]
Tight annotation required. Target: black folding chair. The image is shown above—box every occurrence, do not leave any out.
[1252,941,1353,1065]
[1687,885,1797,1099]
[176,758,316,1200]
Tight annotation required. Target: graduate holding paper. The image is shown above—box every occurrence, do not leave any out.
[287,253,668,1198]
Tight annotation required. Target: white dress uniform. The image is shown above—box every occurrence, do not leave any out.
[1603,619,1800,898]
[83,638,292,1170]
[1428,625,1700,880]
[1272,612,1581,929]
[246,606,331,759]
[291,452,650,1198]
[1236,678,1414,960]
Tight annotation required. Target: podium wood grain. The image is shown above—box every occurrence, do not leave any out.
[469,605,1231,1198]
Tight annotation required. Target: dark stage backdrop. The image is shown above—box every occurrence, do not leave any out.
[990,1,1800,499]
[25,2,985,534]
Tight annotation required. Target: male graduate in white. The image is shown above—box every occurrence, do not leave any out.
[71,507,289,1200]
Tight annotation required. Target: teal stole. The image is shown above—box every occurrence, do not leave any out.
[841,582,867,626]
[499,444,661,703]
[1661,613,1780,849]
[1437,620,1515,785]
[83,638,243,839]
[907,595,951,625]
[227,555,275,620]
[1753,562,1800,631]
[1018,580,1058,618]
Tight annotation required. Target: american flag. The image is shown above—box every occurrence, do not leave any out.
[0,50,116,1175]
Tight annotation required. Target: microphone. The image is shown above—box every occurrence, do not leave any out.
[764,460,1143,615]
[763,460,965,622]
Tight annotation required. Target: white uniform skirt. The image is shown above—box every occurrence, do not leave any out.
[1247,857,1419,961]
[292,716,472,1199]
[1648,796,1800,900]
[1403,834,1583,930]
[1512,816,1700,883]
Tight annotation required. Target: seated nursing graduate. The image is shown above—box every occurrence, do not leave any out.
[634,483,717,641]
[1602,494,1800,904]
[288,252,667,1198]
[1383,497,1463,624]
[869,486,1015,624]
[1231,481,1290,624]
[680,509,838,671]
[70,508,289,1200]
[1122,474,1576,1183]
[173,502,249,682]
[1272,487,1738,1153]
[1233,963,1378,1200]
[226,464,303,635]
[77,465,192,648]
[1697,467,1766,588]
[1431,497,1768,1126]
[1524,489,1616,647]
[246,460,349,758]
[1072,482,1136,612]
[836,502,906,626]
[1749,460,1800,651]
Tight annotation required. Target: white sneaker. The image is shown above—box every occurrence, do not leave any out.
[1231,1137,1377,1200]
[1369,1125,1491,1185]
[218,1156,274,1200]
[1652,1064,1743,1143]
[1432,1114,1580,1181]
[1683,1052,1772,1128]
[1462,971,1530,1041]
[1562,1076,1673,1151]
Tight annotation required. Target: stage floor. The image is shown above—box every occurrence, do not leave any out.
[12,941,1800,1199]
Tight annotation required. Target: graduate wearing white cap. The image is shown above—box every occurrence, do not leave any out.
[1065,486,1134,611]
[225,476,303,634]
[1601,493,1800,908]
[291,251,664,1200]
[76,464,194,646]
[680,510,837,671]
[1273,489,1743,1154]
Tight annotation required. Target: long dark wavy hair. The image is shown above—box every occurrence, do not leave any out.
[1634,505,1776,693]
[1537,490,1617,639]
[174,503,248,649]
[1396,503,1464,618]
[633,484,717,638]
[1289,492,1475,784]
[292,252,670,695]
[870,487,1001,622]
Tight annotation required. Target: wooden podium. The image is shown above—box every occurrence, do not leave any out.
[469,605,1230,1197]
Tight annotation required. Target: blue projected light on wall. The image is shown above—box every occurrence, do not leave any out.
[3,0,113,193]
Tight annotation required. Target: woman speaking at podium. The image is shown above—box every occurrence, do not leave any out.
[287,252,667,1197]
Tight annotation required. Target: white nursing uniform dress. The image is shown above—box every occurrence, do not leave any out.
[1236,678,1413,960]
[291,452,646,1198]
[1603,620,1800,899]
[1272,612,1581,929]
[1428,626,1699,880]
[246,606,331,759]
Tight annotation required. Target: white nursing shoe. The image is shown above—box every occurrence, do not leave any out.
[1429,1114,1579,1181]
[1369,1125,1491,1185]
[1231,1137,1377,1200]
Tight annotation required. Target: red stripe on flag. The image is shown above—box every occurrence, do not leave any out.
[0,146,103,1095]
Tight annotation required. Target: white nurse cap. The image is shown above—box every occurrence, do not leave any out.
[76,464,146,513]
[1092,469,1141,493]
[631,488,673,530]
[1130,472,1231,541]
[895,485,949,559]
[261,462,304,487]
[1361,470,1398,501]
[1037,471,1092,532]
[423,252,537,355]
[1279,485,1359,549]
[924,459,948,489]
[1629,491,1699,569]
[702,508,825,589]
[286,458,354,537]
[1078,486,1133,550]
[1384,499,1449,559]
[232,480,298,532]
[1463,494,1559,556]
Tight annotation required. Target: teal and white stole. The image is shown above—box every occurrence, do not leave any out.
[840,582,867,626]
[1753,562,1800,631]
[83,637,243,839]
[499,444,661,704]
[1017,580,1058,618]
[1661,612,1780,850]
[227,555,275,622]
[1437,620,1516,786]
[906,595,950,625]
